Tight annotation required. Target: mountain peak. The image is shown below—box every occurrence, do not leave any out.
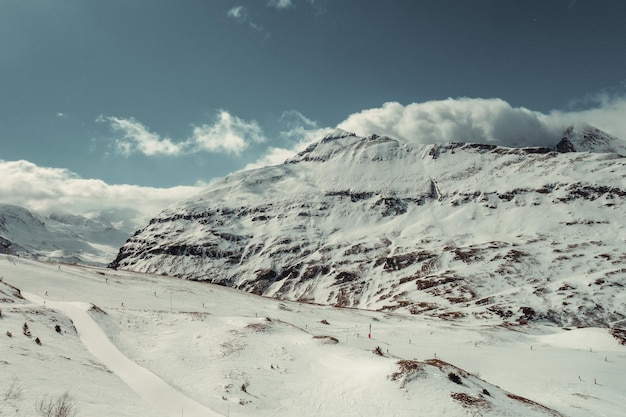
[322,128,356,141]
[286,129,363,164]
[556,125,626,155]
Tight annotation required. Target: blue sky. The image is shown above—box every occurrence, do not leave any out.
[1,0,625,223]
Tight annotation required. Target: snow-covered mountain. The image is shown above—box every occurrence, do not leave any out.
[0,203,131,265]
[110,127,626,329]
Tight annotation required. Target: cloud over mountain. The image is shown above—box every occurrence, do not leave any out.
[245,96,626,169]
[338,98,554,147]
[337,97,626,148]
[0,160,201,227]
[547,94,626,141]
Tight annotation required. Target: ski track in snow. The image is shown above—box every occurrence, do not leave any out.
[22,292,221,417]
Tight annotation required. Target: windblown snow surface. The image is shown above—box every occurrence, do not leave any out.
[1,256,625,416]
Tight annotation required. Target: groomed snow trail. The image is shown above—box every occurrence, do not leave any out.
[23,292,220,417]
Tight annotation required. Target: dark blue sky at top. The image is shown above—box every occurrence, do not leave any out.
[1,0,625,187]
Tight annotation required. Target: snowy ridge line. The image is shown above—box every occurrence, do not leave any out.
[22,292,221,417]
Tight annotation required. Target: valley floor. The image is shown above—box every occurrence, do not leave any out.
[1,255,624,416]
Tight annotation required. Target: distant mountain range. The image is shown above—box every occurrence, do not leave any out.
[107,125,626,328]
[0,203,131,265]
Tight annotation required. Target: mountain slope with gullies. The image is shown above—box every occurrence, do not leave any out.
[110,127,626,328]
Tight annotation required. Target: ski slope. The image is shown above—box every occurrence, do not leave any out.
[2,255,625,416]
[21,292,219,417]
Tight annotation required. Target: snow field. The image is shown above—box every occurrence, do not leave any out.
[0,290,154,416]
[1,255,625,416]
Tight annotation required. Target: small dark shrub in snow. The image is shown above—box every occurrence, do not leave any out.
[390,360,424,380]
[389,360,427,388]
[312,335,339,344]
[4,378,22,401]
[245,322,271,332]
[36,391,76,417]
[448,372,462,384]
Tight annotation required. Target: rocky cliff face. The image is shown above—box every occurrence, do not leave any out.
[110,128,626,327]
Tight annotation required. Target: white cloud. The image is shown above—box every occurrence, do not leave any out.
[280,109,318,129]
[268,0,294,9]
[227,5,265,33]
[0,160,201,228]
[243,110,329,170]
[336,97,626,148]
[227,6,247,21]
[102,116,184,157]
[337,98,560,148]
[266,0,326,14]
[278,110,328,145]
[191,110,265,155]
[101,111,267,158]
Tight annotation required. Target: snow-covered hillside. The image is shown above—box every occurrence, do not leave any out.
[110,127,626,328]
[2,256,625,416]
[0,203,131,265]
